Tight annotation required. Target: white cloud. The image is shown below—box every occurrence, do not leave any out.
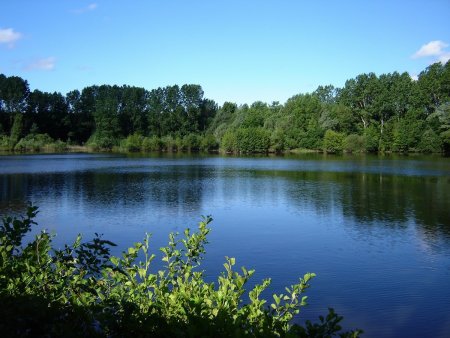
[412,40,450,64]
[24,57,56,71]
[72,3,98,14]
[438,52,450,64]
[0,28,22,48]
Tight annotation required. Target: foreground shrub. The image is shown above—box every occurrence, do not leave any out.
[0,205,362,337]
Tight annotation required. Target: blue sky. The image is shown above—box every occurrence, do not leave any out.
[1,0,449,105]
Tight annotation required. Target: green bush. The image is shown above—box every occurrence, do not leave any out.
[270,128,286,153]
[441,130,450,154]
[363,126,379,153]
[0,205,362,337]
[343,134,366,153]
[0,135,13,151]
[14,133,52,151]
[120,133,144,152]
[9,113,24,146]
[200,134,219,152]
[14,134,67,152]
[50,139,68,152]
[182,133,201,152]
[323,130,345,153]
[221,130,238,153]
[86,132,117,150]
[417,129,442,153]
[161,135,183,152]
[235,127,271,153]
[142,136,163,152]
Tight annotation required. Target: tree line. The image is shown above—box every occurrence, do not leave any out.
[1,60,449,153]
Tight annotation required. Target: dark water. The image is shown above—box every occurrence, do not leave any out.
[1,153,450,337]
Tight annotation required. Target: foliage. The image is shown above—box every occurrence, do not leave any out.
[235,128,271,153]
[120,133,144,152]
[323,130,345,153]
[417,129,442,153]
[86,131,118,150]
[440,130,450,154]
[14,133,67,152]
[363,126,379,153]
[9,113,24,146]
[392,116,423,153]
[0,135,14,151]
[200,133,219,152]
[182,133,201,151]
[343,134,366,153]
[271,128,286,153]
[0,205,362,337]
[1,60,450,154]
[160,135,183,152]
[142,136,163,152]
[221,130,238,153]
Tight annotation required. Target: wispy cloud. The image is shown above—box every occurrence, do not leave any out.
[412,40,450,64]
[24,57,56,71]
[0,28,22,48]
[438,52,450,64]
[72,3,98,14]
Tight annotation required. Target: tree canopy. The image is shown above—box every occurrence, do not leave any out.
[1,60,449,153]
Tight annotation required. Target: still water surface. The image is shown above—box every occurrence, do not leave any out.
[1,153,450,337]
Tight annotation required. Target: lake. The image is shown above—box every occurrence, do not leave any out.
[1,152,449,337]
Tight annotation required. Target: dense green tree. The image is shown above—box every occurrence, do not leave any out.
[26,90,70,140]
[241,101,270,128]
[343,134,366,153]
[418,129,442,153]
[208,102,238,136]
[146,84,215,138]
[92,85,122,139]
[235,127,271,153]
[417,61,450,113]
[313,84,338,104]
[9,113,24,145]
[66,89,95,143]
[372,72,414,134]
[0,75,30,135]
[273,94,324,149]
[323,129,345,153]
[119,85,148,136]
[338,73,379,130]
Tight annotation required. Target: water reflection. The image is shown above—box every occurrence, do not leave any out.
[1,161,449,247]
